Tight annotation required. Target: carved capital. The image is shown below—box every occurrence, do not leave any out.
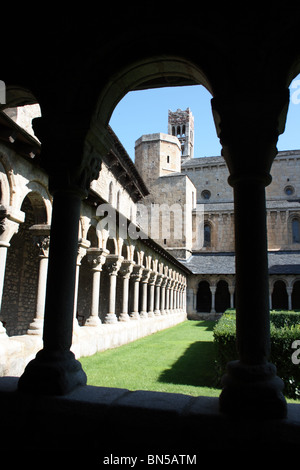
[130,264,143,281]
[148,271,157,285]
[87,247,109,271]
[104,255,123,275]
[141,268,151,283]
[155,273,163,286]
[211,89,289,177]
[119,260,134,278]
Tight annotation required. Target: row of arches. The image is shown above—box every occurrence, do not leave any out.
[197,279,233,313]
[0,186,186,335]
[195,277,300,314]
[271,279,300,310]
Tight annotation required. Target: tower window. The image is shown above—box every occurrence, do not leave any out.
[201,190,211,200]
[167,155,170,163]
[285,185,294,196]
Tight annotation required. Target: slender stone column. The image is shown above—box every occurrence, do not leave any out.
[148,271,157,318]
[119,260,134,322]
[104,254,123,324]
[287,286,293,311]
[160,275,167,315]
[154,273,163,316]
[130,264,143,320]
[165,278,171,314]
[210,285,216,314]
[85,248,108,326]
[140,268,150,318]
[28,233,50,335]
[229,285,235,309]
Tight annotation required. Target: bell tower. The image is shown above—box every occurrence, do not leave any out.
[168,108,194,162]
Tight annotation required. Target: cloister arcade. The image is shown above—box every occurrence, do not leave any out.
[1,8,300,451]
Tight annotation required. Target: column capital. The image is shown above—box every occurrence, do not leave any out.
[87,247,109,271]
[104,254,123,275]
[160,275,168,288]
[155,273,163,286]
[148,271,157,285]
[131,264,143,281]
[141,267,151,283]
[211,89,289,178]
[119,259,134,278]
[76,238,90,265]
[29,224,51,257]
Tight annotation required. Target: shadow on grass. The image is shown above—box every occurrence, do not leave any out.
[158,341,218,388]
[191,320,216,331]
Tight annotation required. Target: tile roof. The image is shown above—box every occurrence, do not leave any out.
[180,251,300,275]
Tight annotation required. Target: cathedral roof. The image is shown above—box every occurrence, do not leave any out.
[181,251,300,275]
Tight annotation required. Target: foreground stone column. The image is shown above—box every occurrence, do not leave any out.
[212,91,288,418]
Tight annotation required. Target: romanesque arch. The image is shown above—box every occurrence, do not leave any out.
[215,279,230,313]
[272,279,288,310]
[1,191,48,335]
[197,280,211,313]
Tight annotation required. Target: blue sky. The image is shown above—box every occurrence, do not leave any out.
[109,76,300,162]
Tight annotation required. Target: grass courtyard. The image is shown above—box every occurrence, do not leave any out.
[80,320,221,397]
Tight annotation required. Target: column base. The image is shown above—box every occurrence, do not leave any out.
[130,312,140,320]
[104,313,118,324]
[27,318,43,335]
[154,310,161,316]
[18,349,87,395]
[119,313,130,322]
[147,311,155,318]
[140,311,148,319]
[219,360,287,419]
[85,315,101,327]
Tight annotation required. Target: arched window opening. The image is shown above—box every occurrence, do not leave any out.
[215,280,230,313]
[272,280,288,310]
[204,223,211,247]
[197,280,211,312]
[292,218,300,243]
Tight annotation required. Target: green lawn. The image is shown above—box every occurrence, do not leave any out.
[79,320,221,397]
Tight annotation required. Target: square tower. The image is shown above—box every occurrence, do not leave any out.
[168,108,194,161]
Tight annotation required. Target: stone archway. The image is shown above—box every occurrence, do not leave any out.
[292,280,300,309]
[272,280,288,310]
[197,280,211,313]
[215,280,231,313]
[1,192,48,335]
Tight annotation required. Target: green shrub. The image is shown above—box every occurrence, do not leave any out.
[213,311,300,398]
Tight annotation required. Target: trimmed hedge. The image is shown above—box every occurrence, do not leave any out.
[213,310,300,398]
